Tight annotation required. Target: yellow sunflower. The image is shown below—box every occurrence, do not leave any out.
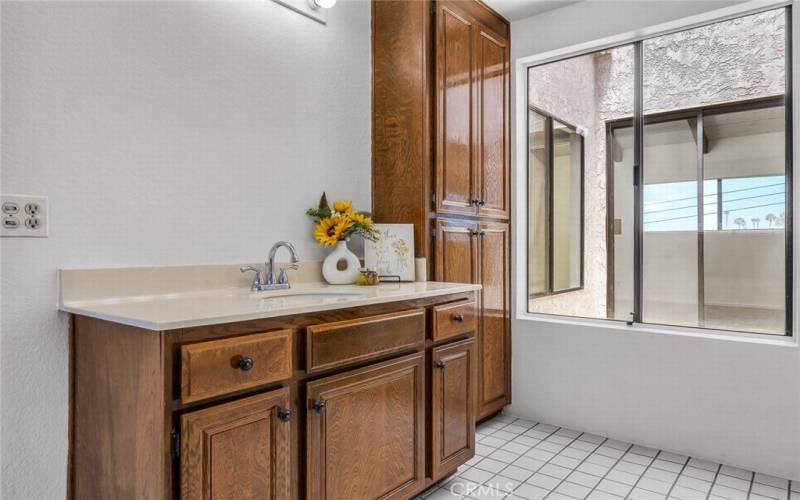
[333,200,352,213]
[350,212,373,226]
[313,218,338,247]
[313,215,355,247]
[333,214,354,237]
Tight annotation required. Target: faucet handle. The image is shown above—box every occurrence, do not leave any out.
[277,264,298,285]
[240,266,264,291]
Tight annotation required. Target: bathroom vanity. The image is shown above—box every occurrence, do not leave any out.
[63,275,481,500]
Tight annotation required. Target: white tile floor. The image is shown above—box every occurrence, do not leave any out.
[419,414,798,500]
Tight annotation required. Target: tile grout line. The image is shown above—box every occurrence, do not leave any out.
[623,449,661,498]
[466,416,793,500]
[581,442,636,500]
[538,433,607,499]
[500,425,585,497]
[470,418,564,497]
[664,454,691,499]
[704,463,722,500]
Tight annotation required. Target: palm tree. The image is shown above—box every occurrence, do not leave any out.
[752,218,760,229]
[734,217,746,229]
[765,213,777,228]
[777,212,786,228]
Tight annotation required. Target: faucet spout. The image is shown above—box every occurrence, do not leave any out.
[266,241,300,285]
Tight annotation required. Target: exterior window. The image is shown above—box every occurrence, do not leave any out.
[528,109,584,297]
[526,8,791,335]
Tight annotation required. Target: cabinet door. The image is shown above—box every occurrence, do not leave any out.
[435,1,476,216]
[474,28,510,219]
[434,218,478,285]
[431,338,476,480]
[477,221,511,418]
[306,353,425,500]
[180,387,292,500]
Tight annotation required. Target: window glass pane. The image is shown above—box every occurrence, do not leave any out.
[528,110,548,296]
[641,8,788,334]
[703,106,786,334]
[610,123,635,321]
[642,118,700,328]
[527,44,633,319]
[552,121,583,292]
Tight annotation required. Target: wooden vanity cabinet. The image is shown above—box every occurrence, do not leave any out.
[435,219,510,419]
[431,338,476,480]
[180,387,292,500]
[373,0,511,424]
[306,353,426,500]
[70,292,478,500]
[435,0,510,220]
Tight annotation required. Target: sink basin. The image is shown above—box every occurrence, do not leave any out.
[253,290,365,309]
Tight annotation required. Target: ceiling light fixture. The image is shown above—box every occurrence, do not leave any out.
[311,0,336,9]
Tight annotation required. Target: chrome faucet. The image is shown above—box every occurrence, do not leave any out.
[240,241,300,292]
[266,241,300,286]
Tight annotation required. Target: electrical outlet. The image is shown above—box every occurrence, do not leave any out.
[1,195,48,237]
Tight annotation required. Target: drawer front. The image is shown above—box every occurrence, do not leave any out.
[432,300,477,341]
[181,329,293,403]
[306,309,425,373]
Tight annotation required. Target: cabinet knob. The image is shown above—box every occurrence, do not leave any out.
[470,198,480,206]
[478,230,486,237]
[452,313,465,323]
[478,199,486,207]
[435,360,446,370]
[277,408,292,422]
[312,400,327,413]
[235,356,254,372]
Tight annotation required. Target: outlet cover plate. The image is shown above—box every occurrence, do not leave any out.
[1,194,48,237]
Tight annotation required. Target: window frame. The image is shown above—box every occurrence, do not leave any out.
[523,6,793,336]
[528,105,586,299]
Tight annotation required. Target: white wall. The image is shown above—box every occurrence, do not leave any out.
[511,0,800,480]
[0,2,371,497]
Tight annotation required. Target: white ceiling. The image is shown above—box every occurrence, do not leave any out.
[483,0,583,22]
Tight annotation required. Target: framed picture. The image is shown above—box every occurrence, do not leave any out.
[364,224,415,281]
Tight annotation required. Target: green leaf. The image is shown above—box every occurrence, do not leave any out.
[318,192,330,212]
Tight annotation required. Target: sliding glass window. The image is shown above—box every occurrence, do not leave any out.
[527,7,792,335]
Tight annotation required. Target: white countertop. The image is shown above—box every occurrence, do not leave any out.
[59,281,481,331]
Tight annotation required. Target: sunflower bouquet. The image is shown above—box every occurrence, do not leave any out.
[307,193,380,247]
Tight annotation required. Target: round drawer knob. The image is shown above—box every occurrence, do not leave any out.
[452,313,465,323]
[236,356,254,372]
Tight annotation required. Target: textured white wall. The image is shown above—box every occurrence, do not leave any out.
[512,0,800,480]
[0,2,371,497]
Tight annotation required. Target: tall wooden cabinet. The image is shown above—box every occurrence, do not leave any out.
[372,0,511,421]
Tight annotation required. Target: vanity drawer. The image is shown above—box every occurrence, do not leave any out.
[432,300,477,341]
[181,329,293,404]
[306,309,425,373]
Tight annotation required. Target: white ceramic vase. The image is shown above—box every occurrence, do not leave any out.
[322,239,361,284]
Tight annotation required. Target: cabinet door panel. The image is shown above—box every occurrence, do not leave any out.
[435,218,478,285]
[475,29,510,219]
[477,222,511,418]
[431,338,476,480]
[307,353,425,500]
[436,3,475,215]
[181,387,292,500]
